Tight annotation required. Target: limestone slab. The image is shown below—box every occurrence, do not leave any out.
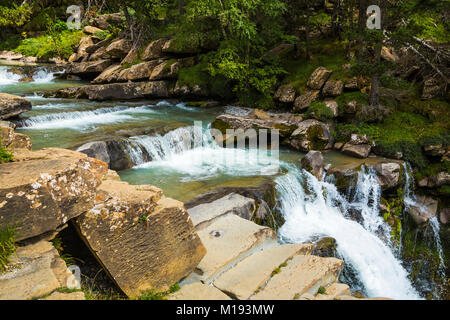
[214,243,313,300]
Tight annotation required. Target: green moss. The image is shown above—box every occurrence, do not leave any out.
[306,124,328,150]
[335,92,368,109]
[211,119,231,135]
[306,101,334,121]
[0,226,17,273]
[317,286,326,295]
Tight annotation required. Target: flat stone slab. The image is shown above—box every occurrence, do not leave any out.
[0,240,80,300]
[214,243,313,300]
[314,283,351,300]
[195,214,277,283]
[251,255,344,300]
[168,282,231,300]
[188,193,255,228]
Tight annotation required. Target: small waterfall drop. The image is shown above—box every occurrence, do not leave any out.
[402,163,446,279]
[0,66,23,85]
[277,164,421,299]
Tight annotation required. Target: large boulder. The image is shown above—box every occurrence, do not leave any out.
[322,80,344,97]
[289,119,332,152]
[307,67,332,90]
[0,148,108,241]
[373,161,402,190]
[274,84,296,104]
[91,64,121,84]
[83,26,103,35]
[0,240,81,300]
[341,143,371,159]
[104,39,132,60]
[66,60,114,79]
[301,151,324,181]
[69,36,94,63]
[293,90,320,112]
[75,179,206,297]
[0,93,32,120]
[141,39,168,60]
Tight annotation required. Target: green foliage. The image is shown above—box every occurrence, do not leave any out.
[0,3,32,28]
[0,139,13,163]
[0,226,16,273]
[306,101,334,121]
[317,286,326,295]
[14,30,84,60]
[94,30,112,41]
[137,283,181,300]
[335,92,368,109]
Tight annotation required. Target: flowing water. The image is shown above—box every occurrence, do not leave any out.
[3,62,442,299]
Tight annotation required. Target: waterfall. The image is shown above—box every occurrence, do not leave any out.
[276,164,421,299]
[32,67,58,83]
[125,124,281,179]
[16,106,133,129]
[0,66,23,85]
[402,163,446,279]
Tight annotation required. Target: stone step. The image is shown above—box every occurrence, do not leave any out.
[0,240,80,300]
[250,255,344,300]
[213,243,313,300]
[168,282,231,300]
[192,213,277,284]
[187,193,256,229]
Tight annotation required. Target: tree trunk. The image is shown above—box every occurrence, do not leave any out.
[121,3,134,41]
[305,9,311,60]
[178,0,185,15]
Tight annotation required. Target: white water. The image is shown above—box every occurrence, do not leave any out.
[403,163,446,279]
[16,106,134,129]
[277,165,421,300]
[32,68,57,83]
[127,125,281,180]
[0,66,23,85]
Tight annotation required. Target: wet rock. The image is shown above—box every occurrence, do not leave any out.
[141,38,168,60]
[172,81,209,98]
[0,240,81,300]
[75,179,206,297]
[423,144,446,158]
[334,142,344,150]
[440,208,450,225]
[66,59,114,79]
[0,148,108,240]
[301,150,324,181]
[327,166,359,193]
[406,195,438,225]
[322,80,343,97]
[307,67,332,90]
[312,237,337,258]
[126,59,164,81]
[342,143,371,159]
[76,141,110,166]
[373,161,402,190]
[293,90,320,112]
[104,39,132,60]
[0,93,32,120]
[289,119,332,152]
[274,84,296,104]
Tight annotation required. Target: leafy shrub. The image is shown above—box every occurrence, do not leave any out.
[94,30,111,41]
[306,101,335,121]
[0,139,13,163]
[14,30,84,60]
